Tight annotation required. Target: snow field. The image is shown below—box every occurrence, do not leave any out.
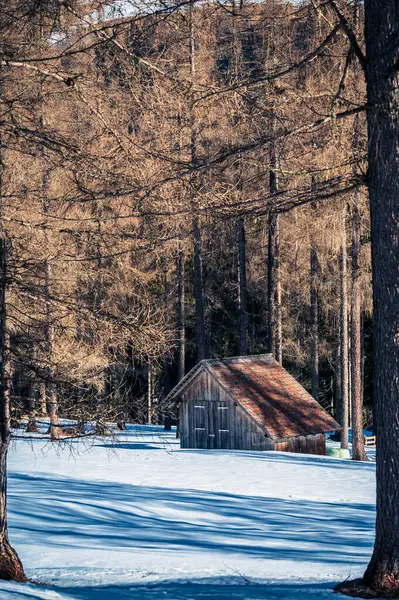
[0,426,376,600]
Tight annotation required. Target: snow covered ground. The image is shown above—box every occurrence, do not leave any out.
[1,426,376,600]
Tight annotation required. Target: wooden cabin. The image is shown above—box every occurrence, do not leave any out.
[166,354,340,455]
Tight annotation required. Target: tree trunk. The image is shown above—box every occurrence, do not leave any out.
[0,444,26,582]
[162,259,172,395]
[267,142,282,362]
[339,206,349,451]
[43,173,60,442]
[38,381,47,417]
[47,381,60,441]
[350,19,367,460]
[362,0,399,588]
[274,216,282,363]
[310,244,319,401]
[193,217,206,362]
[267,212,276,356]
[162,260,172,431]
[177,249,185,381]
[26,380,37,434]
[267,212,281,362]
[0,168,26,580]
[351,191,368,462]
[237,216,248,355]
[334,320,342,439]
[189,6,206,364]
[147,364,152,426]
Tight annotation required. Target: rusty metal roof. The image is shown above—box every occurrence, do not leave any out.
[167,354,340,439]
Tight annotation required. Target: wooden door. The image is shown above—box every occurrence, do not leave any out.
[215,401,230,449]
[193,401,207,448]
[193,400,231,449]
[207,402,216,449]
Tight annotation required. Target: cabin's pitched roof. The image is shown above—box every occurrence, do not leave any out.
[166,354,340,439]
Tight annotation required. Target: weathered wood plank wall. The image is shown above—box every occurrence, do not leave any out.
[180,371,273,450]
[179,370,326,455]
[274,434,326,455]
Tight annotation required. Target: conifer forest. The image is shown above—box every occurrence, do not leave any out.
[0,1,398,598]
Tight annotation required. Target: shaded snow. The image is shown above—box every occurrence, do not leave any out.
[0,425,376,599]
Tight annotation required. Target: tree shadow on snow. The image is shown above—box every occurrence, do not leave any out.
[7,472,375,565]
[96,442,162,450]
[0,577,352,600]
[179,449,376,470]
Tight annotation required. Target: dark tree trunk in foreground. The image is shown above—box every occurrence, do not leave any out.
[237,216,248,355]
[362,0,399,589]
[0,445,26,582]
[310,243,319,401]
[351,190,368,462]
[0,174,26,581]
[339,206,349,451]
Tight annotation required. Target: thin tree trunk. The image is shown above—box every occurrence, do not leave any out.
[163,260,172,431]
[162,259,171,395]
[39,84,58,439]
[267,212,276,356]
[189,6,206,363]
[348,330,352,428]
[231,2,247,357]
[310,244,319,400]
[0,152,26,581]
[38,381,47,417]
[351,190,368,462]
[249,308,256,355]
[43,172,60,441]
[360,309,365,406]
[267,212,281,361]
[147,364,152,425]
[267,141,282,362]
[271,129,282,363]
[47,380,59,441]
[362,0,399,587]
[177,249,185,381]
[27,347,38,432]
[274,216,282,363]
[237,216,248,355]
[340,205,349,451]
[335,323,342,436]
[175,248,185,439]
[26,380,37,434]
[193,217,206,362]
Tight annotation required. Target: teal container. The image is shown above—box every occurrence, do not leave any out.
[326,447,341,458]
[326,447,350,459]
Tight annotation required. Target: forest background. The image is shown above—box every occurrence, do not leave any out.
[0,0,368,449]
